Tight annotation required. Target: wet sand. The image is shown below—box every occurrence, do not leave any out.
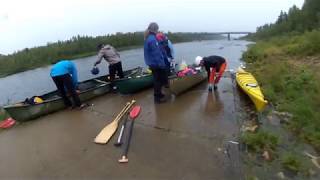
[0,77,243,179]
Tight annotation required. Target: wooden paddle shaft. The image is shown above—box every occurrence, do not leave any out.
[115,100,135,123]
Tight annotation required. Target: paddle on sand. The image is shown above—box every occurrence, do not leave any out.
[114,112,129,147]
[119,105,141,163]
[94,100,135,144]
[0,118,16,129]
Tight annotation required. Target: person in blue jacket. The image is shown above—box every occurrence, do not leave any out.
[50,60,86,109]
[156,32,175,74]
[144,22,167,103]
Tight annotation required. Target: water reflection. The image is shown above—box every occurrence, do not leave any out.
[205,90,223,115]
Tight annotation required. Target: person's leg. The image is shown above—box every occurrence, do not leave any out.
[151,68,164,102]
[109,64,116,81]
[214,62,227,85]
[62,74,82,107]
[208,67,216,91]
[109,64,117,89]
[163,67,170,88]
[52,76,72,107]
[116,62,124,79]
[159,68,167,98]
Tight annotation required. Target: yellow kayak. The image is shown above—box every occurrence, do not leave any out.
[236,67,268,112]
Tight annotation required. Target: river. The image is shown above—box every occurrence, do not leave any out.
[0,40,251,106]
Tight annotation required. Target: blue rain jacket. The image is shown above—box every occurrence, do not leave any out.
[144,33,166,69]
[50,60,78,88]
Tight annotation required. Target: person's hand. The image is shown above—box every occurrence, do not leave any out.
[76,90,81,94]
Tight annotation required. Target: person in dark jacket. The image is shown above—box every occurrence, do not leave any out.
[50,60,86,109]
[156,32,175,76]
[195,55,227,91]
[144,22,167,103]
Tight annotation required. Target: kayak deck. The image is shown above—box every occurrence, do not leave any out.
[236,67,268,112]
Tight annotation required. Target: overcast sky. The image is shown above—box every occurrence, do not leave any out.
[0,0,304,55]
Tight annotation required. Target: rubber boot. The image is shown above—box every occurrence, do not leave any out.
[214,84,218,91]
[208,84,213,92]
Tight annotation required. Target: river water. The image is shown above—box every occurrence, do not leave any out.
[0,40,251,106]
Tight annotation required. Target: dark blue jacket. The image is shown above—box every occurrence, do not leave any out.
[158,40,170,68]
[144,33,166,69]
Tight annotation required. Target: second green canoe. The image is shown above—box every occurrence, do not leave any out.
[169,70,207,95]
[115,73,153,94]
[115,68,207,95]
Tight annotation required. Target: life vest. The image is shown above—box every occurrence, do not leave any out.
[177,67,196,77]
[24,96,44,105]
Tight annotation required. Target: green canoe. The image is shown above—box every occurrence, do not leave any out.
[3,67,142,122]
[115,73,153,94]
[169,69,207,95]
[115,68,207,95]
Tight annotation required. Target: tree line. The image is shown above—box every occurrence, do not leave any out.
[247,0,320,40]
[0,32,223,121]
[0,32,223,78]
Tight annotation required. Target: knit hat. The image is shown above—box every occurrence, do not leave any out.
[147,22,159,33]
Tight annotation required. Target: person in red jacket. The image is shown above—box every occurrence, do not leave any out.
[195,55,227,91]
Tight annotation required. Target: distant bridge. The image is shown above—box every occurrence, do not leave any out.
[213,32,253,40]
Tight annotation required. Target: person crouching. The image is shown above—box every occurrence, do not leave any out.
[50,60,86,109]
[195,55,227,91]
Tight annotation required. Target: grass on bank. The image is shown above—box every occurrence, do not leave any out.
[242,30,320,151]
[241,131,279,153]
[281,153,304,174]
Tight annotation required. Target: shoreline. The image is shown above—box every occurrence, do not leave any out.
[240,31,320,178]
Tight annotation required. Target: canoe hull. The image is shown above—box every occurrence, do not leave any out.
[4,67,141,122]
[115,74,153,94]
[169,70,207,95]
[235,67,268,112]
[4,84,110,122]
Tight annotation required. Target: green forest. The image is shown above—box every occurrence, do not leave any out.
[242,0,320,175]
[247,0,320,40]
[0,32,223,78]
[241,0,320,177]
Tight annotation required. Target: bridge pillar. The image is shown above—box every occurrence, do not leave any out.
[227,33,231,41]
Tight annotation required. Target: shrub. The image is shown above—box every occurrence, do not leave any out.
[281,153,302,173]
[241,131,279,152]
